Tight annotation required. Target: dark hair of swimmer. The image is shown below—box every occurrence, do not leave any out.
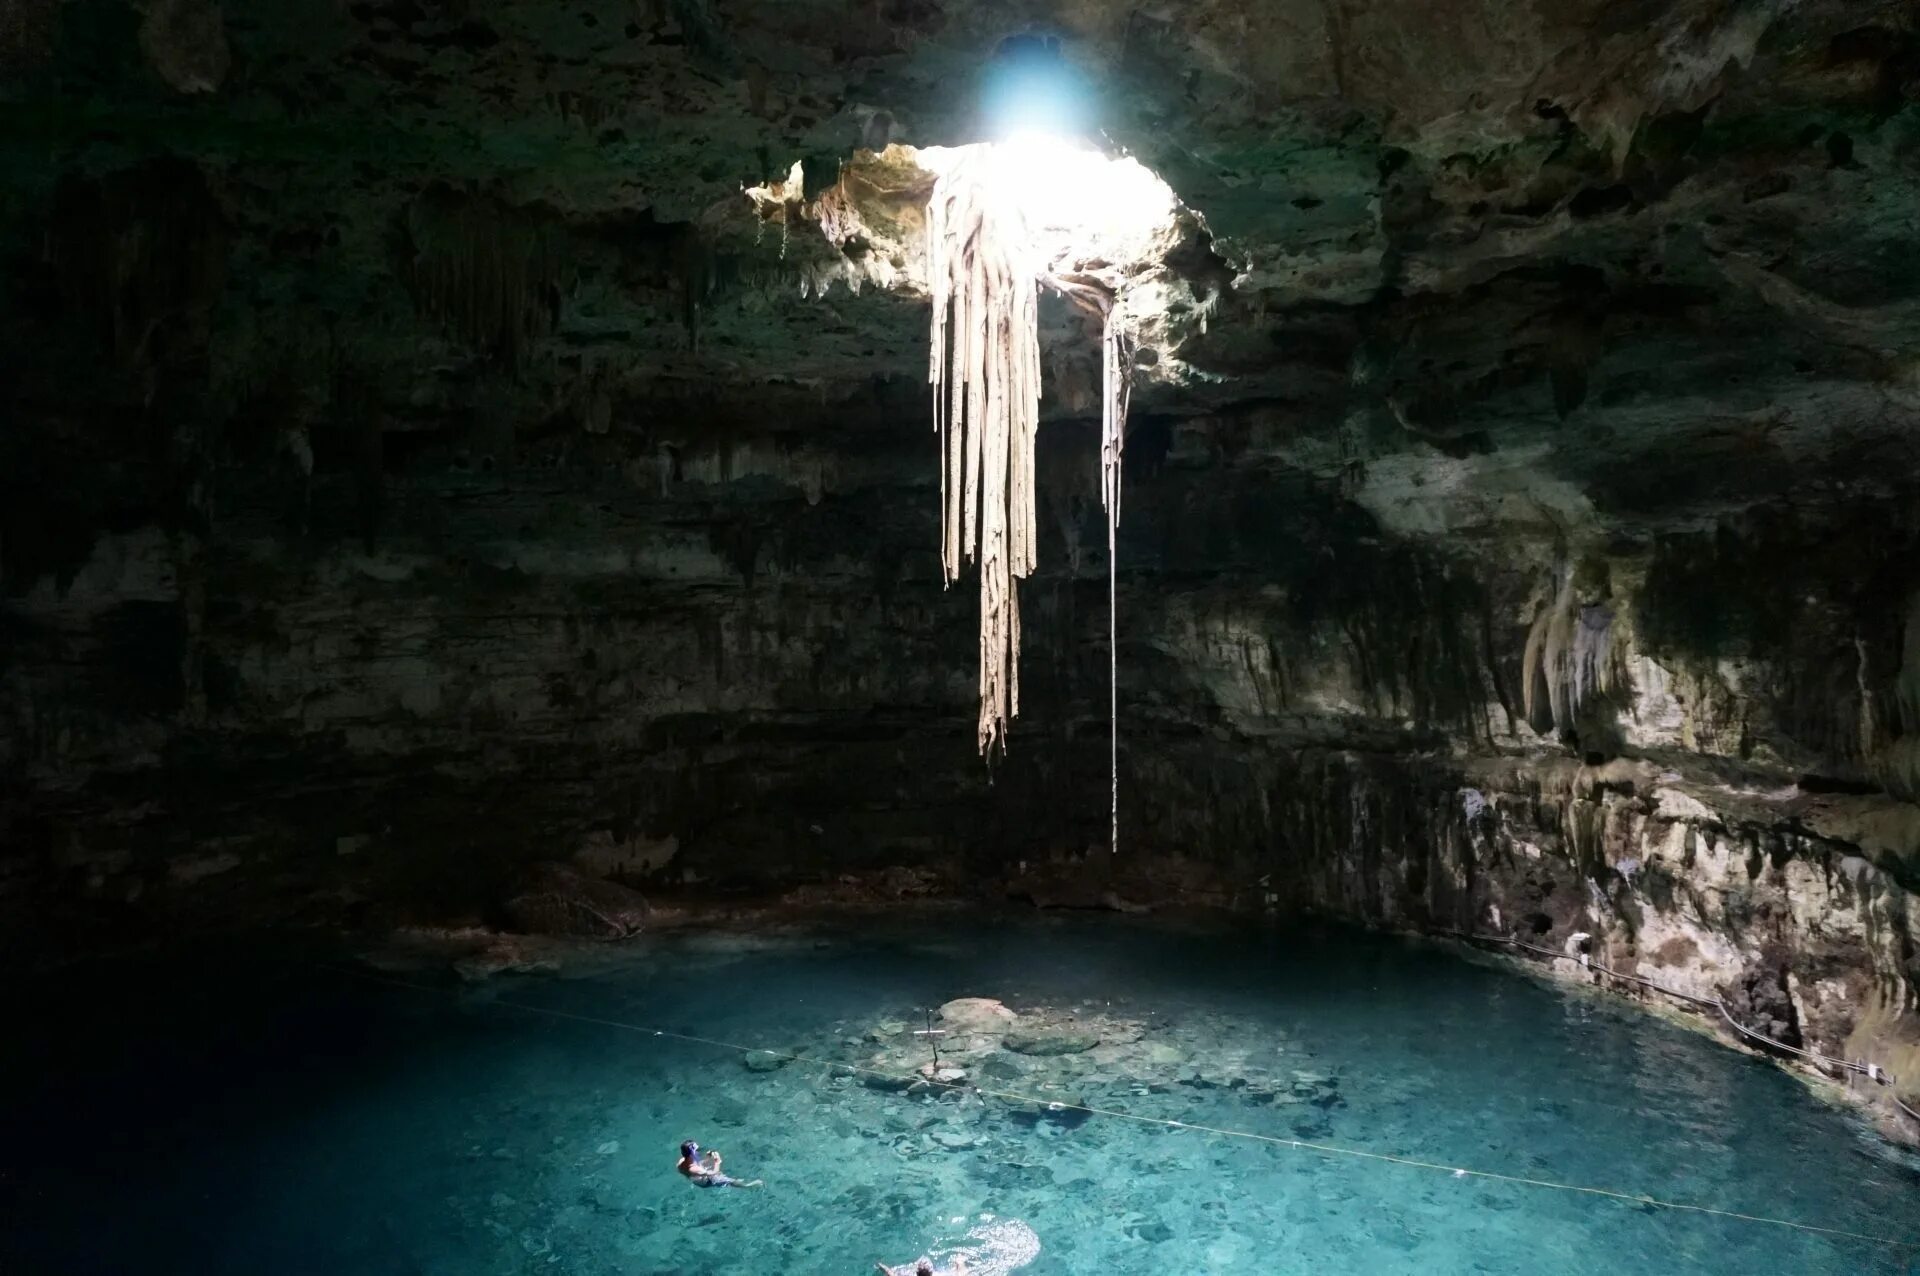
[680,1141,698,1160]
[916,1262,933,1276]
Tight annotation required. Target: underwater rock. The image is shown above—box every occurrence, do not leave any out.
[977,1056,1028,1082]
[450,939,562,981]
[939,998,1018,1031]
[1004,1092,1091,1125]
[501,863,650,940]
[451,955,513,981]
[742,1049,791,1072]
[708,1098,750,1127]
[1004,1029,1100,1056]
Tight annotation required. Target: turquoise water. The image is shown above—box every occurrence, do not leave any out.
[4,918,1917,1274]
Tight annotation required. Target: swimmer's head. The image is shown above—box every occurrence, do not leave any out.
[915,1262,934,1276]
[679,1140,698,1160]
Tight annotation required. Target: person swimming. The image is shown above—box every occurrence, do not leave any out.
[881,1218,1034,1276]
[875,1258,965,1276]
[675,1139,762,1189]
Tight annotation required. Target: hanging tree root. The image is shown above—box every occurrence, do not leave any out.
[927,152,1041,758]
[927,160,1136,845]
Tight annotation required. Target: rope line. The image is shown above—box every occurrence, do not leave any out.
[323,963,1918,1251]
[1445,930,1920,1125]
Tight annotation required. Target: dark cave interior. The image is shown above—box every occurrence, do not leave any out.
[2,7,1920,1263]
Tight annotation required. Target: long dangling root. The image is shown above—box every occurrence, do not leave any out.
[927,152,1041,759]
[1101,306,1133,853]
[927,152,1136,823]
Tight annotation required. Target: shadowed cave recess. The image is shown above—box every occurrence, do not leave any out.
[5,0,1920,1233]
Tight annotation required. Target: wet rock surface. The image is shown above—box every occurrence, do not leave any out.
[502,864,650,940]
[1003,1029,1100,1057]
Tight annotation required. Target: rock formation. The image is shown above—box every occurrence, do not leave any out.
[2,1,1917,1131]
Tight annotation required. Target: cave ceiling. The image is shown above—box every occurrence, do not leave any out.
[4,0,1919,559]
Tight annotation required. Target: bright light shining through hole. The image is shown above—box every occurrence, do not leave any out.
[920,135,1178,261]
[745,137,1180,270]
[990,132,1174,239]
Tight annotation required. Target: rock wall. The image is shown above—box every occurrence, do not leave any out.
[1088,743,1920,1133]
[2,0,1918,1128]
[9,360,1917,1129]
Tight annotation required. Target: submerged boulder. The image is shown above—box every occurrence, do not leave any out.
[976,1055,1029,1083]
[1004,1029,1100,1056]
[449,939,562,982]
[939,997,1019,1031]
[501,863,650,940]
[861,1070,917,1093]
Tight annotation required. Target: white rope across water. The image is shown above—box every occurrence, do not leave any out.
[327,962,1920,1251]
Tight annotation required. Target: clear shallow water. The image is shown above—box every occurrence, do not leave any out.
[4,918,1917,1275]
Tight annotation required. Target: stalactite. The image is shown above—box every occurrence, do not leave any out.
[1523,571,1618,737]
[1570,605,1616,712]
[400,190,566,366]
[1869,593,1920,801]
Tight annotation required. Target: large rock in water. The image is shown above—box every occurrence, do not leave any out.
[501,863,649,940]
[939,997,1018,1031]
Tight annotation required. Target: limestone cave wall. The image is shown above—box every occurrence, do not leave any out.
[2,0,1919,1124]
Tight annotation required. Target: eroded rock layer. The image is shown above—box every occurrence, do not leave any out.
[2,0,1918,1127]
